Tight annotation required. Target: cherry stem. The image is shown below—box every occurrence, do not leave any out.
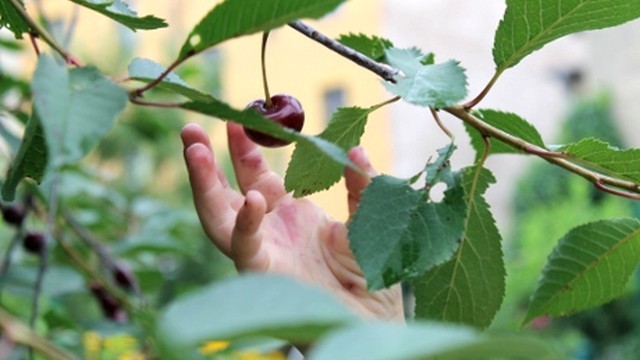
[430,108,455,141]
[261,31,273,108]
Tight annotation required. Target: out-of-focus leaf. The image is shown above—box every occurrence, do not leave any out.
[0,0,29,39]
[160,274,358,345]
[2,110,48,201]
[32,55,128,169]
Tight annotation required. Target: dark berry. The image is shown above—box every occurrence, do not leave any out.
[90,281,126,322]
[22,231,46,254]
[243,94,304,147]
[112,262,136,290]
[2,204,26,227]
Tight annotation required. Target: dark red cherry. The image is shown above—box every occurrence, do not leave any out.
[2,204,26,227]
[243,94,304,147]
[23,231,46,255]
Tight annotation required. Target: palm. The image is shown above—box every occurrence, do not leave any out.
[181,123,403,321]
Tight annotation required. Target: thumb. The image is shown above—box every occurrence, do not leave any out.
[344,146,377,217]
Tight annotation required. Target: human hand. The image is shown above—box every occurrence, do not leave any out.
[181,122,403,321]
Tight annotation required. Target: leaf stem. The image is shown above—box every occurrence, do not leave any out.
[288,20,399,83]
[445,105,640,199]
[8,0,83,66]
[463,70,502,110]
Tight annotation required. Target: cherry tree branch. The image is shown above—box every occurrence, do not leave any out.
[8,0,83,66]
[445,105,640,198]
[288,20,399,83]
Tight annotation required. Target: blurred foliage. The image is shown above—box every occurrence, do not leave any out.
[499,91,640,359]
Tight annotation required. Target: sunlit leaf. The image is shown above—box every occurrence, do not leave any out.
[337,33,393,62]
[414,166,505,329]
[384,47,467,108]
[349,174,466,291]
[494,0,640,71]
[524,219,640,324]
[285,107,372,197]
[179,0,347,58]
[69,0,167,31]
[466,109,546,160]
[563,138,640,183]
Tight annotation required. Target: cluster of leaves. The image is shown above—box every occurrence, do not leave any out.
[1,0,640,358]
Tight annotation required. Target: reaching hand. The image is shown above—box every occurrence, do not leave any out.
[181,122,403,321]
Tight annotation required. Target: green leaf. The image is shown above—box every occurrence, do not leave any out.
[348,174,466,291]
[182,99,353,171]
[160,274,358,345]
[68,0,167,31]
[413,166,505,329]
[563,138,640,183]
[285,107,372,197]
[466,109,546,160]
[337,33,393,62]
[424,144,456,187]
[494,0,640,72]
[384,47,467,108]
[179,0,347,58]
[2,110,48,201]
[32,55,128,169]
[127,58,215,103]
[0,0,29,39]
[524,218,640,324]
[308,322,560,360]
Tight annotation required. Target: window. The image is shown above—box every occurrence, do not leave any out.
[323,87,346,122]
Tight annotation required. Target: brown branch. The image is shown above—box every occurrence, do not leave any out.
[445,105,640,199]
[288,20,399,83]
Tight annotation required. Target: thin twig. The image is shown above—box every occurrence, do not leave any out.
[0,308,79,360]
[430,108,454,141]
[7,0,83,66]
[28,33,40,56]
[288,20,399,83]
[130,57,189,97]
[445,105,640,199]
[463,71,502,110]
[0,228,25,301]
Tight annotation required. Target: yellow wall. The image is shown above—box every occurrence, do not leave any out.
[23,1,392,221]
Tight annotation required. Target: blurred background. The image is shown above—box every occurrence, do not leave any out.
[1,0,639,359]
